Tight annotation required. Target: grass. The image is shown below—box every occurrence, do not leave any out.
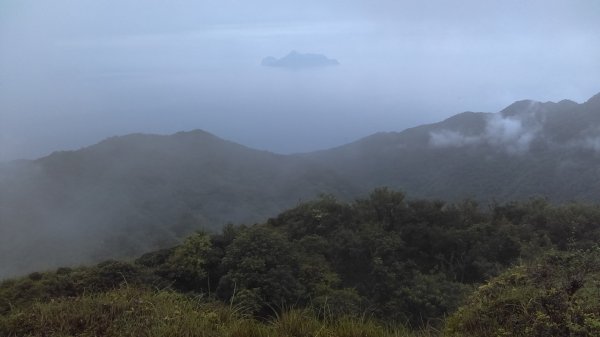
[0,286,434,337]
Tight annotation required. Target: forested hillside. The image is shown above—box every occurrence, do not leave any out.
[3,1,597,335]
[3,189,600,336]
[2,93,600,279]
[0,131,357,278]
[305,93,600,201]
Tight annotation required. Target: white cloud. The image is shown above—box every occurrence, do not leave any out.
[485,115,539,153]
[429,112,540,153]
[429,130,480,148]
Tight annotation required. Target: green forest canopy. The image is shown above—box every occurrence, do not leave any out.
[3,188,600,336]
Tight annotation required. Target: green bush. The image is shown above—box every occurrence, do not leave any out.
[445,249,600,337]
[0,286,417,337]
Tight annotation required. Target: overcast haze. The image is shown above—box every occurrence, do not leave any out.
[1,0,599,161]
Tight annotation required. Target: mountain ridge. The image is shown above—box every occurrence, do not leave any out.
[2,91,600,278]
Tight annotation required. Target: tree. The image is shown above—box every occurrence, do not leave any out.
[166,231,212,291]
[216,226,304,315]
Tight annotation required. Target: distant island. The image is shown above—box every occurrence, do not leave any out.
[261,50,339,69]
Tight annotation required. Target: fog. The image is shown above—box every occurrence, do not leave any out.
[1,0,600,161]
[429,104,541,154]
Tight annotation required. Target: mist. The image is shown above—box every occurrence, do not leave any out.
[1,0,600,161]
[429,106,541,153]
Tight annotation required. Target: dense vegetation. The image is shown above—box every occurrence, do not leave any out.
[3,188,600,336]
[0,130,358,278]
[3,93,600,280]
[446,249,600,336]
[3,93,600,279]
[2,286,428,337]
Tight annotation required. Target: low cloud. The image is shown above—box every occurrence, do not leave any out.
[565,125,600,153]
[567,135,600,153]
[261,51,339,69]
[485,115,538,153]
[429,113,540,154]
[582,137,600,151]
[429,130,480,147]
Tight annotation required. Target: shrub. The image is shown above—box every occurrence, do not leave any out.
[445,249,600,337]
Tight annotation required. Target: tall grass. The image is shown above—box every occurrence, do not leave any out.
[0,286,436,337]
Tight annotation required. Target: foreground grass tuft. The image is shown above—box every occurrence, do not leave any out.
[0,286,427,337]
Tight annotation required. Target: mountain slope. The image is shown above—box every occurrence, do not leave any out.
[303,93,600,201]
[0,130,357,278]
[2,92,600,279]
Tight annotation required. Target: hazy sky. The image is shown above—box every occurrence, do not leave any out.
[1,0,599,161]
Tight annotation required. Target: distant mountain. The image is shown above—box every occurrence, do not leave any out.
[303,92,600,201]
[0,130,357,278]
[261,50,339,69]
[2,92,600,278]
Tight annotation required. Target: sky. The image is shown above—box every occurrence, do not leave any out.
[1,0,599,161]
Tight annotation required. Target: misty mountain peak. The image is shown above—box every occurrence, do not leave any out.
[586,92,600,106]
[261,51,339,69]
[500,100,542,117]
[557,99,578,106]
[172,129,220,141]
